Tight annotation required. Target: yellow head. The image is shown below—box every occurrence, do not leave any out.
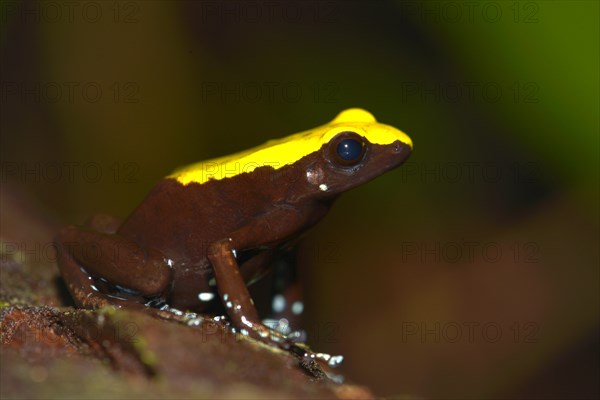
[170,108,412,185]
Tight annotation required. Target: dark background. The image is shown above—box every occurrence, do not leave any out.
[1,1,598,398]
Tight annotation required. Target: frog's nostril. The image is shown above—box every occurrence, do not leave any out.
[389,141,412,167]
[392,141,411,155]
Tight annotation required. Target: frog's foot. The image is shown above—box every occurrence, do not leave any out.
[206,238,344,378]
[282,339,344,382]
[238,319,344,380]
[263,317,306,342]
[145,306,343,380]
[144,303,206,325]
[262,317,344,368]
[288,342,344,368]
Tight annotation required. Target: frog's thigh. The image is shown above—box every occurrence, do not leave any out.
[55,231,125,309]
[55,226,172,297]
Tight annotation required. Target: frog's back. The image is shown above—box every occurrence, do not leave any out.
[116,170,294,265]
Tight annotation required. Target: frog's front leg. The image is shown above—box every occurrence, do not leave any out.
[207,238,313,357]
[55,216,173,310]
[206,207,336,371]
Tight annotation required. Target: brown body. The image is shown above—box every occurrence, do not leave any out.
[118,161,331,310]
[55,111,412,372]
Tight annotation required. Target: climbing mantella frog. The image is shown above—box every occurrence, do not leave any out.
[55,108,412,368]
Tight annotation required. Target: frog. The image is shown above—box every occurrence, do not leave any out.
[55,108,412,371]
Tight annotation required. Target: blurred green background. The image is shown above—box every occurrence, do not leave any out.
[1,0,598,398]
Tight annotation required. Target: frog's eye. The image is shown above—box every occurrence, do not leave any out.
[328,132,367,166]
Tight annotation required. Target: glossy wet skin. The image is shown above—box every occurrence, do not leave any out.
[120,138,410,310]
[55,108,412,367]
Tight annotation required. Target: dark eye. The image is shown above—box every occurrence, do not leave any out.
[337,139,363,161]
[329,132,367,166]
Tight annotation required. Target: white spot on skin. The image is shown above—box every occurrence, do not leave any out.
[241,315,253,328]
[319,183,328,192]
[187,318,203,327]
[275,318,290,335]
[198,292,215,302]
[291,301,304,315]
[223,293,229,301]
[329,355,344,367]
[272,335,283,343]
[313,352,344,367]
[272,294,286,313]
[306,166,324,185]
[226,301,233,309]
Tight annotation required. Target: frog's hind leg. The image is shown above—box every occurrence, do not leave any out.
[55,213,142,309]
[54,223,173,310]
[264,250,307,342]
[55,233,126,309]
